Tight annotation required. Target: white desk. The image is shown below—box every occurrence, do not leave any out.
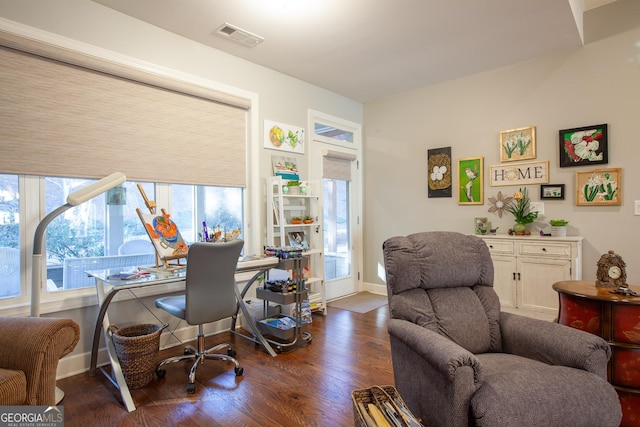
[88,256,279,412]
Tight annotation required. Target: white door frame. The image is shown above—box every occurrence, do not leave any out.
[307,109,362,300]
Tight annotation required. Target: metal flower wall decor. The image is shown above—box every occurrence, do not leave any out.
[487,191,513,218]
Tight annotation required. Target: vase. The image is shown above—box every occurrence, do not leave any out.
[513,223,527,235]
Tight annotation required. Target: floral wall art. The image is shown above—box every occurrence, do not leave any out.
[575,168,621,206]
[559,124,608,167]
[499,126,536,162]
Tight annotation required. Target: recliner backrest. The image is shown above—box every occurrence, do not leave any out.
[383,232,501,353]
[185,240,244,325]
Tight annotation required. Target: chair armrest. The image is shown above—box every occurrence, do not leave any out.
[500,311,610,379]
[0,316,80,405]
[388,318,482,384]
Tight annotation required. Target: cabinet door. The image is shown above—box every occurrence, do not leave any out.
[517,257,571,313]
[491,255,517,308]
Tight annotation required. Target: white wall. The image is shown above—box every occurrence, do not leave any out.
[364,24,640,288]
[0,0,362,376]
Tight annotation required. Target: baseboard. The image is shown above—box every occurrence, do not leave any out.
[362,281,387,296]
[56,316,239,380]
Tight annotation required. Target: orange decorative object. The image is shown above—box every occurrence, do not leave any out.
[554,280,640,427]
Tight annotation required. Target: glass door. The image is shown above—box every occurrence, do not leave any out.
[309,110,361,301]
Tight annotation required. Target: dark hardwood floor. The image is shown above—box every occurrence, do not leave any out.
[57,305,394,426]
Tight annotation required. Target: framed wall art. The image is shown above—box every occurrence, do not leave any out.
[559,124,608,167]
[575,168,621,206]
[540,184,565,200]
[489,160,549,187]
[427,146,452,198]
[499,126,536,162]
[264,119,305,153]
[458,157,483,205]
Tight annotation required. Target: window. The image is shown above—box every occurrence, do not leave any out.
[0,175,244,301]
[171,184,244,243]
[44,178,155,291]
[0,174,20,299]
[323,178,350,280]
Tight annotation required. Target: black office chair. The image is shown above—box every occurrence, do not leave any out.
[155,240,245,393]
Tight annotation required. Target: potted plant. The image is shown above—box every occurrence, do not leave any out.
[549,219,569,237]
[290,216,302,224]
[303,215,314,224]
[286,180,302,194]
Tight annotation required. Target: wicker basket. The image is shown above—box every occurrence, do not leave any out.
[352,385,424,427]
[109,323,166,389]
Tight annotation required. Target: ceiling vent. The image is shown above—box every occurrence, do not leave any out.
[214,23,264,47]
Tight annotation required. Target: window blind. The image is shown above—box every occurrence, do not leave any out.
[323,150,356,181]
[0,42,247,187]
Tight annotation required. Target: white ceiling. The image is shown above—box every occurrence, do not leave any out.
[91,0,626,103]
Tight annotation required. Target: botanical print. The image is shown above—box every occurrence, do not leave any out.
[500,126,536,162]
[264,119,305,153]
[576,168,621,206]
[427,147,452,198]
[559,124,608,167]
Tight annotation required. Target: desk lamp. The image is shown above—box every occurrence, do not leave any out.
[30,172,126,402]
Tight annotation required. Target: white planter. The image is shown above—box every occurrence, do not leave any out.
[550,226,567,237]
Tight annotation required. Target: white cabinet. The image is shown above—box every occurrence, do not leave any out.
[267,176,326,315]
[479,235,583,316]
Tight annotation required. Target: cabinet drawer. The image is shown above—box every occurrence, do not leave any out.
[518,242,571,258]
[483,240,514,255]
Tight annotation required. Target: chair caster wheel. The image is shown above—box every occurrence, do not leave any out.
[156,369,166,378]
[235,366,244,376]
[186,383,196,394]
[184,348,192,355]
[227,348,236,357]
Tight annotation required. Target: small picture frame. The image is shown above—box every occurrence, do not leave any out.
[474,217,489,235]
[500,126,536,162]
[575,168,621,206]
[559,124,608,167]
[540,184,565,200]
[458,157,483,205]
[288,231,309,250]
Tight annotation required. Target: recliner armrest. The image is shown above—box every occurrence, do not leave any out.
[388,318,482,384]
[500,311,610,379]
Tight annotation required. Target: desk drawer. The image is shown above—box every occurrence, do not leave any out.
[518,242,572,258]
[483,239,515,255]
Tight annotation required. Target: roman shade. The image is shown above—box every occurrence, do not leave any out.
[0,35,248,187]
[322,149,356,181]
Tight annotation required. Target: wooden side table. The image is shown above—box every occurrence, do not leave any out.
[553,280,640,427]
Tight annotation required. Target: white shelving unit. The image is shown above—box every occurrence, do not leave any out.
[266,176,326,315]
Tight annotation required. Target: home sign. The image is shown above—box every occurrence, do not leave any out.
[489,160,549,187]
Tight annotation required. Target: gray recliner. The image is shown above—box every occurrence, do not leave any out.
[155,240,245,394]
[383,231,622,427]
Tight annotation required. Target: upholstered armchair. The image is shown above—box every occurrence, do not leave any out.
[0,316,80,405]
[383,231,622,427]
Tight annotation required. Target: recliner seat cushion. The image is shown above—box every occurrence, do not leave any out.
[472,353,622,427]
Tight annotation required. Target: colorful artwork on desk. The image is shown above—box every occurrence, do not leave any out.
[140,212,188,259]
[264,119,305,153]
